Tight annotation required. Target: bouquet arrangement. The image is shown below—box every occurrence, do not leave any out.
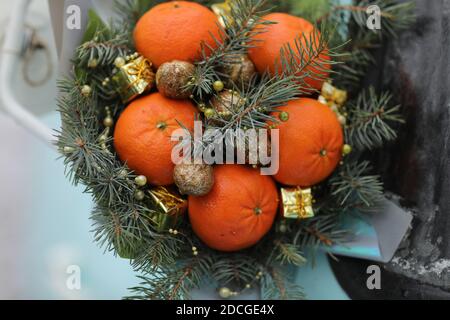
[57,0,414,299]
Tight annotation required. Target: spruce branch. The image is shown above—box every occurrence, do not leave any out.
[131,235,184,272]
[260,267,305,300]
[330,160,384,208]
[293,213,350,250]
[346,87,404,151]
[187,0,274,100]
[212,255,262,286]
[201,22,346,143]
[346,0,415,38]
[273,241,307,267]
[127,256,214,300]
[329,0,415,91]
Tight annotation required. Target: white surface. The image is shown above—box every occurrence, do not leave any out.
[0,0,60,298]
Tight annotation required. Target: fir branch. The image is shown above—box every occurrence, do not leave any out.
[127,256,214,300]
[346,0,415,38]
[329,0,415,91]
[131,235,184,272]
[273,241,307,267]
[201,22,346,138]
[74,17,133,101]
[293,213,350,249]
[74,25,130,69]
[187,0,274,100]
[212,255,262,286]
[260,267,305,300]
[346,87,404,151]
[330,160,384,208]
[277,22,346,90]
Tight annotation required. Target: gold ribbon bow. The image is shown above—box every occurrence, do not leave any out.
[280,187,314,219]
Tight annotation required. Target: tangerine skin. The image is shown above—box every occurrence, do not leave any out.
[248,13,331,91]
[188,165,279,252]
[134,1,222,68]
[114,92,197,186]
[271,98,343,187]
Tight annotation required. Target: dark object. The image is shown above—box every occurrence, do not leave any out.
[331,0,450,299]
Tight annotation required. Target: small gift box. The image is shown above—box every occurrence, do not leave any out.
[112,54,155,103]
[280,187,315,219]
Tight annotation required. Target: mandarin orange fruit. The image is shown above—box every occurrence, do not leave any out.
[114,92,197,186]
[271,98,343,186]
[248,13,330,91]
[134,1,222,68]
[188,165,278,252]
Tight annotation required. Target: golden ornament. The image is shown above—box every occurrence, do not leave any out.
[320,82,348,107]
[221,54,256,87]
[173,163,214,196]
[318,82,348,126]
[112,55,155,103]
[148,186,187,232]
[209,90,245,124]
[280,187,314,219]
[155,60,195,99]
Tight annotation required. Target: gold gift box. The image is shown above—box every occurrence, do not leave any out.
[280,187,314,219]
[113,55,155,103]
[149,186,187,232]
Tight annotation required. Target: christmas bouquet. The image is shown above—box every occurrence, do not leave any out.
[57,0,414,299]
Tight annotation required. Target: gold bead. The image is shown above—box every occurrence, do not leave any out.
[204,108,215,118]
[279,111,289,122]
[213,80,224,92]
[114,57,126,68]
[87,58,98,68]
[338,114,347,125]
[192,246,197,251]
[103,116,114,127]
[134,190,145,201]
[173,229,178,235]
[342,144,352,155]
[245,284,251,289]
[81,85,92,97]
[63,146,75,153]
[135,175,147,187]
[218,287,232,299]
[118,169,128,178]
[193,251,198,256]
